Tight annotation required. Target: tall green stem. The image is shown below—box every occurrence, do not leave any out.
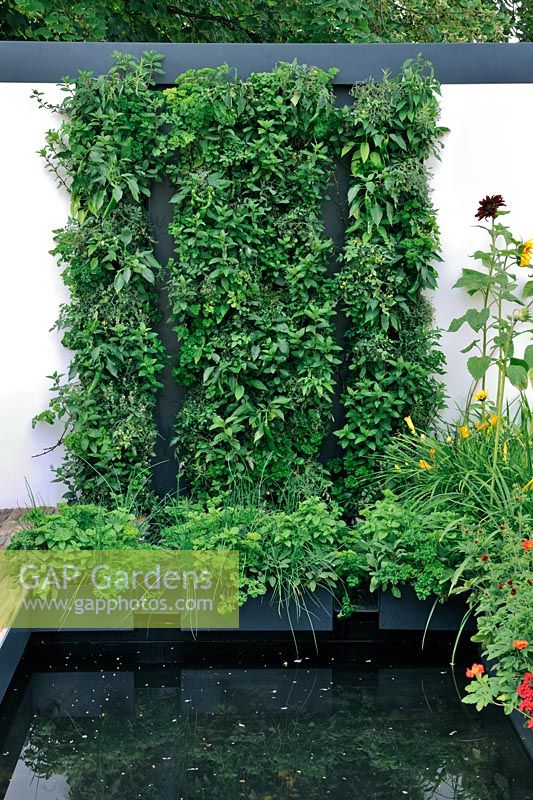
[480,220,496,421]
[490,314,516,496]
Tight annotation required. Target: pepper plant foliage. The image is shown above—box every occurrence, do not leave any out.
[333,61,446,512]
[33,53,166,504]
[163,64,341,499]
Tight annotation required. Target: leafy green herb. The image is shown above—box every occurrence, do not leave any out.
[163,63,341,500]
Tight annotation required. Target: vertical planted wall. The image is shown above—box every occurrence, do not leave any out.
[333,61,446,513]
[163,64,341,500]
[33,53,166,503]
[35,54,445,515]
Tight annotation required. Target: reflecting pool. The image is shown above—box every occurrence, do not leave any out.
[0,652,530,799]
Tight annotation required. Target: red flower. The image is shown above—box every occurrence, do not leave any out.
[475,195,505,221]
[513,640,529,650]
[518,672,533,693]
[522,540,533,550]
[518,673,533,714]
[466,663,485,678]
[528,719,533,729]
[511,588,517,595]
[480,554,489,562]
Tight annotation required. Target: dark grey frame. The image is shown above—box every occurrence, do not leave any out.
[1,42,533,84]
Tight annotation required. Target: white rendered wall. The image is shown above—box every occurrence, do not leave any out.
[0,84,70,507]
[430,84,533,418]
[0,82,532,506]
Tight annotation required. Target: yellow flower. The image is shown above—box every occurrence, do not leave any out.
[475,389,488,401]
[404,416,416,434]
[419,433,426,442]
[459,425,470,439]
[393,464,401,472]
[520,239,533,267]
[429,447,436,458]
[446,435,452,444]
[524,477,533,491]
[419,459,432,470]
[490,414,499,426]
[503,441,509,462]
[474,420,489,431]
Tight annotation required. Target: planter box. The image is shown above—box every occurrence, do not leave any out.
[0,628,30,705]
[485,657,533,764]
[33,589,334,634]
[379,587,474,632]
[217,588,334,632]
[510,711,533,761]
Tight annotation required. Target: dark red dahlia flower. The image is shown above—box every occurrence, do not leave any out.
[475,195,506,221]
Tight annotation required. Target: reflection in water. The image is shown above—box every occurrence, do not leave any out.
[0,663,531,799]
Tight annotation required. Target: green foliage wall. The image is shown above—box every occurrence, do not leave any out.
[163,64,341,500]
[35,54,445,514]
[34,53,166,503]
[333,61,446,513]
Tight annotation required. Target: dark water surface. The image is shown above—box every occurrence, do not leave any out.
[0,646,531,800]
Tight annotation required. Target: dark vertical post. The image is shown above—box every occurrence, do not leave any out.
[148,178,185,496]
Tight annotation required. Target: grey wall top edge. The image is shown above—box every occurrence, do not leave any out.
[0,41,533,84]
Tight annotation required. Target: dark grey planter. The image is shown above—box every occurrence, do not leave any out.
[34,588,334,633]
[379,587,474,631]
[510,711,533,761]
[485,657,533,764]
[216,587,334,631]
[0,628,30,705]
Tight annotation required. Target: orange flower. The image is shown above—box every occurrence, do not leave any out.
[419,459,432,470]
[513,640,529,650]
[466,663,485,678]
[459,425,470,439]
[474,420,489,431]
[522,540,533,550]
[489,414,498,426]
